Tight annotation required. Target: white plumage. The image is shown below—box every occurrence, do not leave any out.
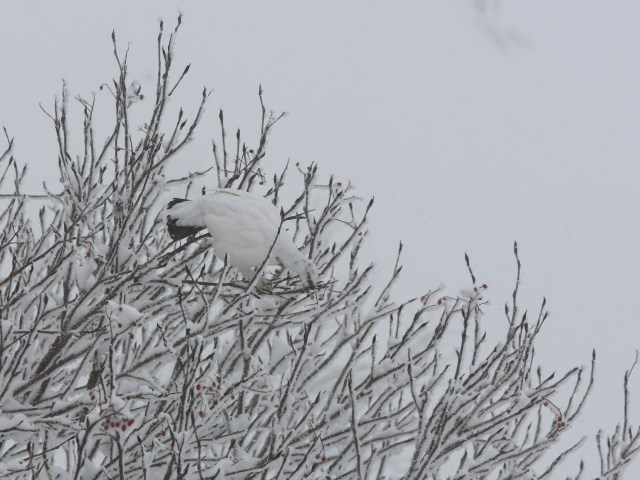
[166,189,318,287]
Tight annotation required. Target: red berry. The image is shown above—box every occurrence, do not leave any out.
[321,456,326,462]
[482,284,488,289]
[86,251,91,257]
[196,384,201,390]
[166,215,172,219]
[128,419,134,426]
[104,424,109,430]
[437,299,442,305]
[161,431,166,436]
[121,425,127,431]
[543,401,549,406]
[199,411,205,417]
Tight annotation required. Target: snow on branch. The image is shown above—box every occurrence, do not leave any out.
[0,17,637,480]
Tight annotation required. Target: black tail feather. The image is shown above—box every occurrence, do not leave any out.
[168,197,189,209]
[166,198,207,241]
[167,221,206,241]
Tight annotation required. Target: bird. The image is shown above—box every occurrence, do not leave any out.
[166,189,318,288]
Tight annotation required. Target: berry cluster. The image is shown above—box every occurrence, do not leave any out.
[195,375,222,401]
[552,416,567,429]
[312,431,329,467]
[114,305,142,339]
[85,249,104,265]
[194,376,227,414]
[156,377,227,438]
[542,399,568,430]
[101,406,134,432]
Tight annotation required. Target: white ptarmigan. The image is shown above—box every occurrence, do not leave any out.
[166,189,318,287]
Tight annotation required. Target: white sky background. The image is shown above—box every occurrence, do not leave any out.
[1,0,639,476]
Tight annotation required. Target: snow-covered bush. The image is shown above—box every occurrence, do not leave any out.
[0,19,637,480]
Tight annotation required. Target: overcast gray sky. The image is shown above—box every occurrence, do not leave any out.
[1,1,639,476]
